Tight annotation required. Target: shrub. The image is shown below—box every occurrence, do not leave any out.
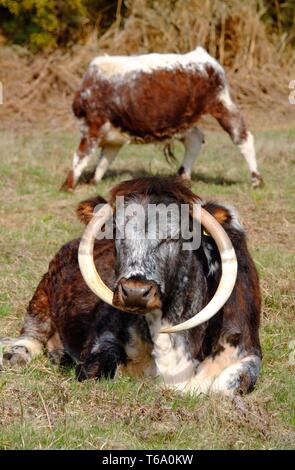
[0,0,117,50]
[262,0,295,47]
[0,0,294,51]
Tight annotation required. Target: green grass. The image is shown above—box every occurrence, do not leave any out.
[0,126,294,449]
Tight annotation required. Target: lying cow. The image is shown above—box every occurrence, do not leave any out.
[61,47,263,191]
[2,176,261,396]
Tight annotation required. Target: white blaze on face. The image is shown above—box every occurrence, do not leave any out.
[89,47,224,79]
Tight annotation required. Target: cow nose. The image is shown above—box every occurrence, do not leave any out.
[116,278,161,310]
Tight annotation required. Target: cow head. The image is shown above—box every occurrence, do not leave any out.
[78,177,238,333]
[112,179,198,312]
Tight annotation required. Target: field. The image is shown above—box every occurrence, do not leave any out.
[0,124,294,449]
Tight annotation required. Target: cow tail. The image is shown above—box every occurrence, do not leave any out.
[163,142,176,165]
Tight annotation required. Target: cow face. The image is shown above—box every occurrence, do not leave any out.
[113,195,190,312]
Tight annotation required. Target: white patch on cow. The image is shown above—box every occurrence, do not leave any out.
[210,355,261,396]
[90,47,224,79]
[238,131,258,174]
[73,152,89,181]
[145,314,260,396]
[80,120,89,138]
[203,244,219,276]
[100,122,112,134]
[218,85,235,111]
[181,127,204,176]
[185,343,241,395]
[94,155,109,183]
[91,332,116,355]
[117,221,150,277]
[72,136,98,182]
[145,312,197,392]
[80,88,92,99]
[13,337,43,358]
[91,340,101,355]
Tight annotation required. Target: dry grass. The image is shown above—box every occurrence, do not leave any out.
[0,125,294,449]
[0,0,294,130]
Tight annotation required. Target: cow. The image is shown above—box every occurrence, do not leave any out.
[2,176,261,396]
[61,47,263,192]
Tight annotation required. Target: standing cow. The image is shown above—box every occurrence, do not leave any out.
[2,177,261,396]
[61,47,263,191]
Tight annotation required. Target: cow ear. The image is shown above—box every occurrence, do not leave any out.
[200,203,242,277]
[202,202,243,232]
[76,195,107,225]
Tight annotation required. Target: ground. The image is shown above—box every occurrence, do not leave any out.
[0,124,294,449]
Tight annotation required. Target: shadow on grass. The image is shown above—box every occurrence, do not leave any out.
[106,168,153,179]
[79,168,242,187]
[79,168,156,184]
[191,171,242,186]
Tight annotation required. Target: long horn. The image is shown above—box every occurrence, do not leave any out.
[78,204,238,333]
[78,203,122,309]
[160,207,238,333]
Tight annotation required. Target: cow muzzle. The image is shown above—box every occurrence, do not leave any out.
[114,278,162,311]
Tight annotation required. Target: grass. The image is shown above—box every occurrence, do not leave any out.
[0,125,294,450]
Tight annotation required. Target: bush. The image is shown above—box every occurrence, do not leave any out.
[262,0,295,47]
[0,0,117,51]
[0,0,294,51]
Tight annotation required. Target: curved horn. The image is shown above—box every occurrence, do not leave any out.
[160,207,238,333]
[78,203,123,310]
[78,204,238,333]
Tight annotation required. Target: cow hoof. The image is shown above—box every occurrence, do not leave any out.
[48,349,73,366]
[177,166,191,181]
[3,346,31,367]
[88,177,99,186]
[60,183,74,193]
[60,170,75,192]
[60,187,74,193]
[251,173,264,189]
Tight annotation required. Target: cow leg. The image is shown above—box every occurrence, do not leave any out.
[211,91,263,188]
[2,275,54,367]
[178,127,204,180]
[61,124,102,191]
[47,331,73,366]
[210,355,261,396]
[93,145,121,183]
[75,332,127,381]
